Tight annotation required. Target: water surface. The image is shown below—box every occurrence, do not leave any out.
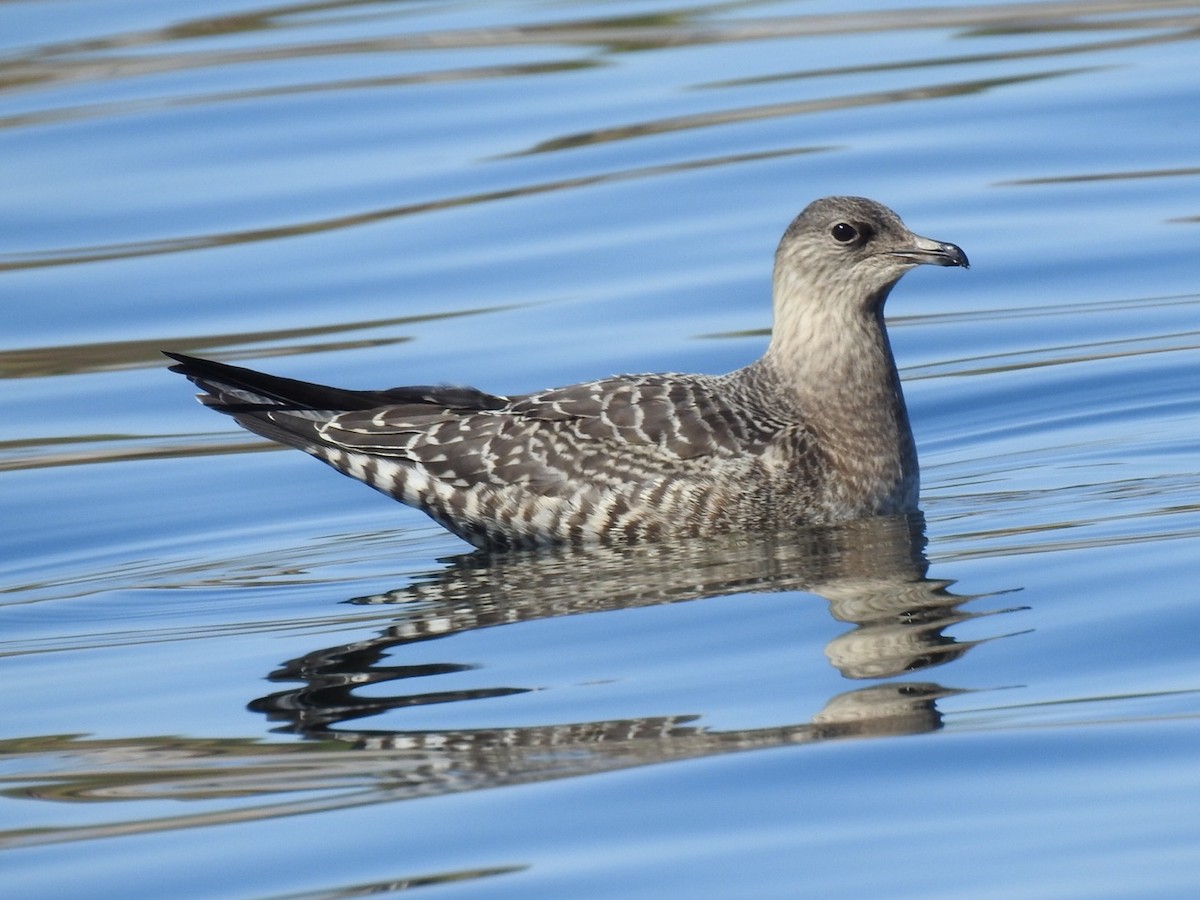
[3,1,1200,897]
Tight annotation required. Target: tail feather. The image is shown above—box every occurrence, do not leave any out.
[164,350,514,456]
[164,352,511,414]
[165,352,343,452]
[164,352,391,413]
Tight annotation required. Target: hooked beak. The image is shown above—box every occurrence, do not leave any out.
[890,234,969,269]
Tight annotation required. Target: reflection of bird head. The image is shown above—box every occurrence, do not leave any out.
[812,682,965,737]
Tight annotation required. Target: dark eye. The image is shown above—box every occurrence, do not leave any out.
[831,222,858,243]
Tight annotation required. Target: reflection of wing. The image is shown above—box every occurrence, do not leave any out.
[243,516,1020,808]
[260,515,1012,711]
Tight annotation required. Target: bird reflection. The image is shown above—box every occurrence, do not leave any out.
[250,513,1021,797]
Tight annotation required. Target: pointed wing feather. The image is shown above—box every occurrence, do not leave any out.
[516,375,778,457]
[318,374,784,492]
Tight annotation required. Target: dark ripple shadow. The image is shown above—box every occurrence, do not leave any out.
[0,306,517,380]
[5,1,1196,273]
[5,0,1190,95]
[0,146,824,272]
[511,68,1097,156]
[998,165,1200,185]
[5,0,1189,123]
[4,0,1192,171]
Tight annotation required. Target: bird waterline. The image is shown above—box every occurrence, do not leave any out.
[168,196,968,550]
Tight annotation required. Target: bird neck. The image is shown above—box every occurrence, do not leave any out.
[760,277,918,510]
[763,276,900,402]
[765,307,907,426]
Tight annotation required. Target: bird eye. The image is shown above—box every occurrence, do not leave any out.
[831,222,858,243]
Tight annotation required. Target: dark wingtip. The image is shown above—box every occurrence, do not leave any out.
[162,350,190,374]
[163,351,249,383]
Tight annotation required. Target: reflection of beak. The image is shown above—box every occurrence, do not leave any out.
[890,234,970,269]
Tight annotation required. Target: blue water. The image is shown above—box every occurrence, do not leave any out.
[4,1,1200,897]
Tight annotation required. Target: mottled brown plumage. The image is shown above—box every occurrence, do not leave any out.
[167,196,967,549]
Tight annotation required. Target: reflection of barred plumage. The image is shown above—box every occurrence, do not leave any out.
[246,517,1021,799]
[168,197,967,549]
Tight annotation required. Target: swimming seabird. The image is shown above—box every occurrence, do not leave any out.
[167,196,968,549]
